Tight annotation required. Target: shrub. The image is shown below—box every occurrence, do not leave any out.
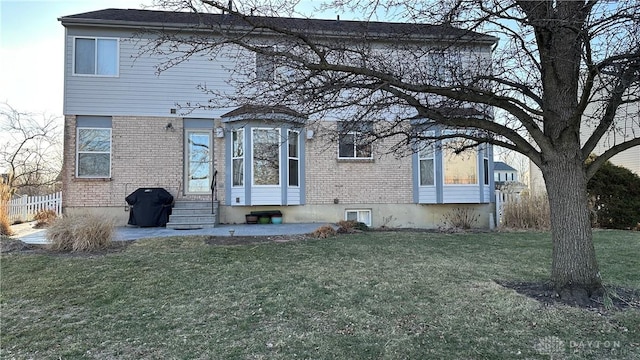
[588,160,640,229]
[34,209,58,228]
[501,194,550,230]
[0,182,12,236]
[441,207,479,230]
[47,213,115,252]
[311,225,337,238]
[336,220,369,233]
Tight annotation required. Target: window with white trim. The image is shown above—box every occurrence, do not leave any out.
[419,132,436,186]
[428,50,462,86]
[442,131,478,185]
[256,48,275,81]
[252,128,280,186]
[288,130,299,186]
[338,121,373,159]
[345,209,372,227]
[74,37,118,76]
[232,129,244,186]
[77,128,111,178]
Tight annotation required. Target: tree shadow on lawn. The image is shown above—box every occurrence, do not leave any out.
[496,280,640,313]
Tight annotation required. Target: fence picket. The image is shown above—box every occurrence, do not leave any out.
[8,191,62,223]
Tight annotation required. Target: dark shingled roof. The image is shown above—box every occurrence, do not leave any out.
[59,8,497,43]
[221,105,305,118]
[494,161,517,171]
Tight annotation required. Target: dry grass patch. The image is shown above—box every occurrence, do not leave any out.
[502,194,550,230]
[47,213,115,252]
[0,181,13,236]
[1,231,638,359]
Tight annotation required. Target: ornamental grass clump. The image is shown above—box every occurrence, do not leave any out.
[311,224,337,238]
[501,194,550,230]
[33,209,58,228]
[0,181,13,236]
[336,220,369,233]
[47,213,115,252]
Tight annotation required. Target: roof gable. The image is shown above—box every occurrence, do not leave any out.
[494,162,517,171]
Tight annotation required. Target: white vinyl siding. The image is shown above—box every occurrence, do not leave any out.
[443,185,481,203]
[64,28,238,118]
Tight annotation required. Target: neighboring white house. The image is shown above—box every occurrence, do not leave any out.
[529,95,639,196]
[58,8,498,229]
[493,161,518,186]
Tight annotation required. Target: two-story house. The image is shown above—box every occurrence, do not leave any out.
[58,8,497,229]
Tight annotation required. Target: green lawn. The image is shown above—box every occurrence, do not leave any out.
[1,230,639,359]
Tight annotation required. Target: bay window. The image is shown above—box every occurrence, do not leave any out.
[252,128,280,186]
[232,129,244,186]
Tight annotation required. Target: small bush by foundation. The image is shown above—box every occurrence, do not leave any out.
[34,209,58,228]
[311,225,337,238]
[336,220,369,233]
[47,214,115,252]
[441,207,479,230]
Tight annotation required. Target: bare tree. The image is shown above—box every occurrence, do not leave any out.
[145,0,639,303]
[0,103,63,196]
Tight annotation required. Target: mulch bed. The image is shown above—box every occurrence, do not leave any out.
[496,280,640,312]
[204,234,311,246]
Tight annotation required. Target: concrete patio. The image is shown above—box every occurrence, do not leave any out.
[10,221,331,245]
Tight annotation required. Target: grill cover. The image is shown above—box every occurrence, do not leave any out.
[125,188,174,227]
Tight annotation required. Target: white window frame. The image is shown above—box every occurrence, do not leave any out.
[231,129,244,187]
[76,127,112,178]
[288,129,300,187]
[418,131,436,186]
[345,209,372,227]
[72,36,119,77]
[338,131,373,159]
[251,127,281,186]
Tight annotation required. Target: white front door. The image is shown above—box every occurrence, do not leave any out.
[185,130,212,194]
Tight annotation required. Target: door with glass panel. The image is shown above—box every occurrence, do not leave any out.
[185,131,213,194]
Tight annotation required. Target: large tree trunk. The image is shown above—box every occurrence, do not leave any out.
[542,153,602,304]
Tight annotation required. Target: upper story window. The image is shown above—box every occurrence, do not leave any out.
[256,48,275,81]
[428,50,461,85]
[74,37,118,76]
[338,121,373,159]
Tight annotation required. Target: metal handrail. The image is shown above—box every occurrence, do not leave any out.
[211,169,218,214]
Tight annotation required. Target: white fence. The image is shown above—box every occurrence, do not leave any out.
[495,189,520,227]
[8,192,62,223]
